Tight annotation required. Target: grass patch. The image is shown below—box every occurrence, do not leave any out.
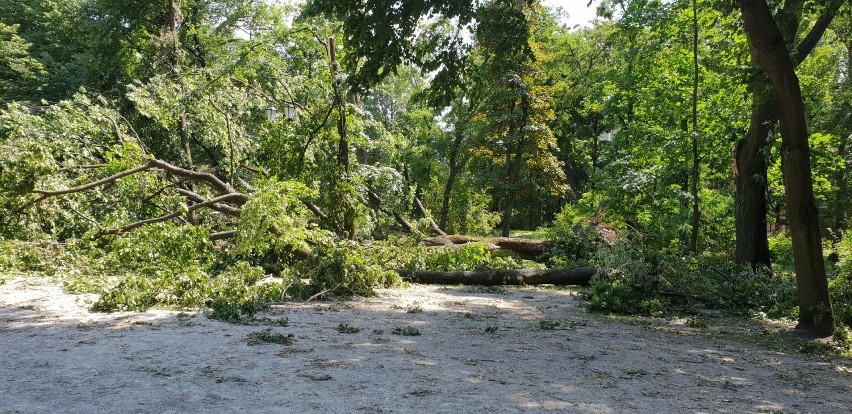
[246,328,294,345]
[392,327,421,336]
[336,323,361,334]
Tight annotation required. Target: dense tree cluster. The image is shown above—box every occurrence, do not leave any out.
[1,0,851,336]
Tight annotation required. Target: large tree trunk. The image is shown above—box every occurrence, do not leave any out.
[688,0,701,254]
[735,81,774,267]
[733,0,842,267]
[738,0,834,336]
[398,267,596,286]
[439,128,464,232]
[422,235,554,260]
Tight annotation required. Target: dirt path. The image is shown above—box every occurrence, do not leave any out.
[1,276,850,413]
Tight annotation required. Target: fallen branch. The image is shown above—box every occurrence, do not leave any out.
[176,188,242,217]
[421,235,553,260]
[398,267,597,286]
[102,193,246,236]
[211,230,238,241]
[413,196,446,235]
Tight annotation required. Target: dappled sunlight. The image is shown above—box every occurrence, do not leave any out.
[2,278,851,413]
[0,277,179,331]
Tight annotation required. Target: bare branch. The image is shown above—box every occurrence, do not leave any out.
[211,230,237,241]
[176,188,243,217]
[103,193,246,235]
[33,163,152,197]
[793,0,844,64]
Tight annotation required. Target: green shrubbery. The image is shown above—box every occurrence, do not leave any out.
[832,235,852,327]
[584,243,799,318]
[417,242,524,271]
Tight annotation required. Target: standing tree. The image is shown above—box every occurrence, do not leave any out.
[737,0,834,335]
[734,0,844,267]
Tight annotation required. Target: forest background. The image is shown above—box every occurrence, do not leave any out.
[1,0,851,343]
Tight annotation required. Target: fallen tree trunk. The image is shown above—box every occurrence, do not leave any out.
[398,267,596,286]
[421,235,553,260]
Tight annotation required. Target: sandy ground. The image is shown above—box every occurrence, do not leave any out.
[1,276,851,414]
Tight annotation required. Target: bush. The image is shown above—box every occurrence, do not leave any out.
[769,233,794,268]
[420,243,524,271]
[101,223,214,276]
[586,243,659,314]
[0,240,62,273]
[294,240,401,298]
[542,223,603,268]
[585,242,799,318]
[92,266,209,312]
[206,262,284,320]
[832,235,852,327]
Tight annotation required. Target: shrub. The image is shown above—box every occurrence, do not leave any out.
[586,243,659,314]
[294,240,402,298]
[585,242,799,318]
[420,243,524,271]
[101,223,214,276]
[832,235,852,327]
[206,262,284,320]
[541,223,602,268]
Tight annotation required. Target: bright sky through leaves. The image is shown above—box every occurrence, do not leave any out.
[542,0,601,28]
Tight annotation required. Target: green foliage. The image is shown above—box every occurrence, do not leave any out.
[769,233,795,269]
[391,326,421,336]
[541,212,608,267]
[832,236,852,327]
[235,179,328,267]
[102,223,214,276]
[246,328,294,345]
[295,239,401,298]
[0,240,64,273]
[420,243,523,271]
[586,243,659,314]
[336,323,361,333]
[206,262,284,321]
[586,242,799,318]
[0,23,45,104]
[92,266,209,312]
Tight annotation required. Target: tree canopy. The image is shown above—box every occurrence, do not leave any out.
[1,0,851,338]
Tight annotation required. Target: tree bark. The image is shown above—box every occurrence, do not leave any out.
[688,0,700,254]
[421,235,553,260]
[734,0,843,267]
[735,81,774,267]
[500,91,528,238]
[738,0,834,336]
[398,267,596,286]
[439,128,464,232]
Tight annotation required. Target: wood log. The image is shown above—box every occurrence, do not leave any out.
[398,267,596,286]
[421,235,553,260]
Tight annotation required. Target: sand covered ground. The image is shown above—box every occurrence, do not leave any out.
[2,275,851,413]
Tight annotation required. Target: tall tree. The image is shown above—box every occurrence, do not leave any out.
[734,0,844,267]
[737,0,835,335]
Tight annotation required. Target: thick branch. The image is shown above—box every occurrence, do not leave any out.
[366,189,414,233]
[211,230,238,241]
[413,196,447,235]
[103,193,245,235]
[149,159,241,197]
[32,164,151,197]
[34,160,245,206]
[303,199,328,220]
[176,188,243,217]
[398,267,597,286]
[422,235,554,261]
[793,0,844,64]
